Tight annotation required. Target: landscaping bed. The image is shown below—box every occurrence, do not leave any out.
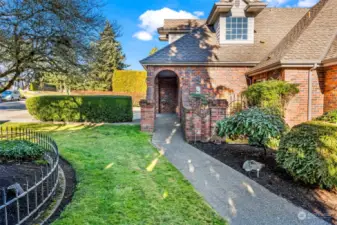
[192,142,337,225]
[0,161,49,225]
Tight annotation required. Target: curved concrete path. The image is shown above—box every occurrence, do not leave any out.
[152,114,330,225]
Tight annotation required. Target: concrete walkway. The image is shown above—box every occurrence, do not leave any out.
[152,114,329,225]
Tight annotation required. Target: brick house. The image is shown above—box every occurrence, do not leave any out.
[139,0,337,142]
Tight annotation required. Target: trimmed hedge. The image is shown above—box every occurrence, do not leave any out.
[72,90,146,107]
[113,70,147,93]
[26,96,133,123]
[276,121,337,189]
[316,109,337,124]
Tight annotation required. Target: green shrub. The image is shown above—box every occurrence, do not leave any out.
[276,121,337,189]
[72,91,146,107]
[26,96,133,123]
[217,108,286,153]
[243,80,299,115]
[113,70,147,93]
[316,109,337,124]
[0,140,46,160]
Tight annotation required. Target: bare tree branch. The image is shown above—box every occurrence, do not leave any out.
[0,0,104,92]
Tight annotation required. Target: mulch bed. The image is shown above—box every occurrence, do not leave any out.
[0,160,49,225]
[192,142,337,225]
[0,158,76,225]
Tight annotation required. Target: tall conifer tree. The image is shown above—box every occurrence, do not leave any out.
[90,21,128,91]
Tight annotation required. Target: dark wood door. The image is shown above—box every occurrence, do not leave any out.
[159,77,178,113]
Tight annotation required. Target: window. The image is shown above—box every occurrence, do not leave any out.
[226,17,248,41]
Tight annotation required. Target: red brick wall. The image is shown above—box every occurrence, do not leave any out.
[141,64,333,134]
[324,65,337,112]
[141,66,249,140]
[140,100,155,133]
[283,68,324,126]
[182,100,228,142]
[145,66,249,103]
[283,69,309,126]
[311,69,325,118]
[251,68,325,127]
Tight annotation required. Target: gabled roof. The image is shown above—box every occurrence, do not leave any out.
[249,0,337,75]
[158,19,206,31]
[158,19,206,41]
[141,8,308,66]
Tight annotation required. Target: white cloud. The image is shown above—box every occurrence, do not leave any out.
[265,0,288,7]
[298,0,318,7]
[133,7,200,41]
[193,11,205,17]
[133,31,153,41]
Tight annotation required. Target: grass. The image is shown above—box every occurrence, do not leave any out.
[1,123,226,225]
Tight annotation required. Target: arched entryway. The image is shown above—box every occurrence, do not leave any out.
[155,70,180,114]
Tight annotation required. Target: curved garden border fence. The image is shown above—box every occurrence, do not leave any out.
[0,127,59,225]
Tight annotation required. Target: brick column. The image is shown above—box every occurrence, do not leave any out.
[140,100,155,133]
[210,100,228,140]
[182,100,228,143]
[182,107,194,142]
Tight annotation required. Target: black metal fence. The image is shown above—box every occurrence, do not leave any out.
[0,127,59,225]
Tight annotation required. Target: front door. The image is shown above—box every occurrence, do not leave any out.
[159,77,178,113]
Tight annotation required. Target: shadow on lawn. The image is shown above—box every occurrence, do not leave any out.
[0,122,102,133]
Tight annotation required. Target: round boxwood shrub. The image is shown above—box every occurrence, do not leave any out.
[0,140,45,160]
[26,95,133,123]
[276,121,337,189]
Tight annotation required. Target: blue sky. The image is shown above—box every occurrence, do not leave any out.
[102,0,319,70]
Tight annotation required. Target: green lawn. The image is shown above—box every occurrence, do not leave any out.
[1,123,226,225]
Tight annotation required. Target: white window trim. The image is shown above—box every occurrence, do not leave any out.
[219,16,254,44]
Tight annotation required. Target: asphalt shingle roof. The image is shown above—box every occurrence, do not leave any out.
[250,0,337,73]
[160,19,206,31]
[141,8,308,65]
[325,37,337,61]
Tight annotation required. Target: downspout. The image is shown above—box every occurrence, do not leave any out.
[308,63,318,121]
[245,74,252,86]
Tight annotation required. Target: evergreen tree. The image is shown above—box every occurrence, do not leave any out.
[90,21,128,91]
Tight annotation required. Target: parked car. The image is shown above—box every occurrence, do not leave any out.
[1,90,21,101]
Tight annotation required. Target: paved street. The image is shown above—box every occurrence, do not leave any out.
[0,100,141,123]
[0,100,37,123]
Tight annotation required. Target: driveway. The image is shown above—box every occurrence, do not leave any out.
[0,100,37,123]
[0,100,141,124]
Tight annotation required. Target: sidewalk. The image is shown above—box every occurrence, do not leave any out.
[152,114,329,225]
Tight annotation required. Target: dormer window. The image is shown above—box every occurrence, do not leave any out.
[226,17,248,40]
[216,15,254,44]
[207,0,264,45]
